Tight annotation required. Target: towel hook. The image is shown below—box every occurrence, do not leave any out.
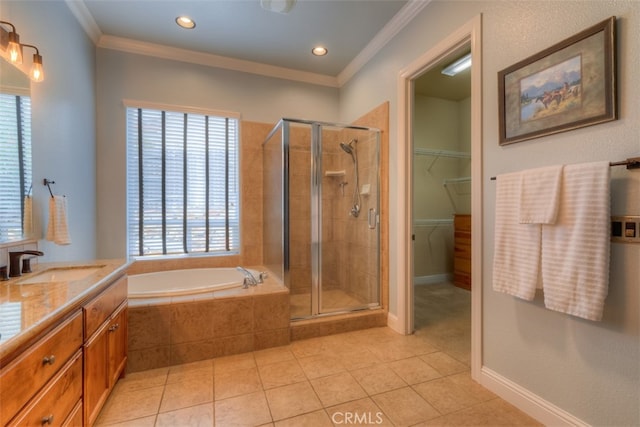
[43,178,55,198]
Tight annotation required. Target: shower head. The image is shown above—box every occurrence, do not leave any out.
[339,139,357,155]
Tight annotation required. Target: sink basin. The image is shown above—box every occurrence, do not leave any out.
[18,266,104,284]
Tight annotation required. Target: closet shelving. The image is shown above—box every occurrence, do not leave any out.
[414,147,470,171]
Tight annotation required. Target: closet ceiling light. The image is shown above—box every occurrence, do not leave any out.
[441,53,472,76]
[175,16,196,29]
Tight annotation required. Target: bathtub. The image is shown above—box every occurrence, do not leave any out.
[128,267,261,299]
[126,266,291,372]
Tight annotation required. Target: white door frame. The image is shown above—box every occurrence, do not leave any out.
[393,14,483,380]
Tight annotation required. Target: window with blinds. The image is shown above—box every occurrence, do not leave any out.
[0,93,32,242]
[126,106,240,257]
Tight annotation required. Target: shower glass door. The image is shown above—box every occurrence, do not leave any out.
[318,125,380,314]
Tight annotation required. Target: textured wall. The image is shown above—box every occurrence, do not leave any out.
[340,1,639,425]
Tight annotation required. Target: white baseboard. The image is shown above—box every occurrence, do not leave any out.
[386,312,406,335]
[414,273,453,285]
[479,367,588,427]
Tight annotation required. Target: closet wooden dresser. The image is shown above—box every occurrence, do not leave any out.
[453,214,471,290]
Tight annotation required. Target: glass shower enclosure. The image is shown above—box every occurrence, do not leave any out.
[263,119,381,320]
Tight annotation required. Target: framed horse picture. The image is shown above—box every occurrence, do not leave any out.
[498,17,617,145]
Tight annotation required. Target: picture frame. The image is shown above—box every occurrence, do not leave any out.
[498,16,617,145]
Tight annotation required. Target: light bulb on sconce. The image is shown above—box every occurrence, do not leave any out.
[0,21,44,82]
[22,44,44,82]
[0,21,23,64]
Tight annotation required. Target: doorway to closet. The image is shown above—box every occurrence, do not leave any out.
[412,43,472,365]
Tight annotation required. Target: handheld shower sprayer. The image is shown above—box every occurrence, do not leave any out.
[340,139,360,217]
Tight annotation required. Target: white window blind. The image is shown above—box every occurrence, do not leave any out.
[0,93,32,241]
[126,107,239,257]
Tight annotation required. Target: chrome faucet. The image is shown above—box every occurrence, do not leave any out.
[9,250,44,277]
[236,266,265,288]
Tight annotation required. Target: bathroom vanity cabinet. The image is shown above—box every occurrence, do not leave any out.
[0,261,128,427]
[83,276,128,426]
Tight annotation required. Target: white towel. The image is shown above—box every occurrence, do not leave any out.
[492,171,541,300]
[46,195,71,245]
[519,165,563,224]
[541,161,610,321]
[23,195,33,237]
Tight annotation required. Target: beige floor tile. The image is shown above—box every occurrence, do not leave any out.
[351,363,406,395]
[372,386,440,426]
[335,348,381,371]
[112,367,168,394]
[364,339,419,362]
[95,415,157,427]
[412,377,482,415]
[215,391,273,426]
[310,372,367,407]
[254,345,296,366]
[96,385,164,425]
[258,359,307,389]
[326,397,394,426]
[214,351,256,373]
[274,409,333,427]
[155,402,214,426]
[420,351,468,376]
[265,381,323,421]
[159,376,214,413]
[297,353,346,379]
[447,371,497,402]
[387,357,443,385]
[215,366,263,400]
[290,336,334,358]
[423,398,542,426]
[166,359,214,384]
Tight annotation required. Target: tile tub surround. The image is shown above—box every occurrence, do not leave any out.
[127,275,290,372]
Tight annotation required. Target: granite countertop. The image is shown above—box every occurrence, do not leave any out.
[0,259,130,365]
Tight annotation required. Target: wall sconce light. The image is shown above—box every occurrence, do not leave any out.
[0,20,44,82]
[22,44,44,82]
[0,21,23,64]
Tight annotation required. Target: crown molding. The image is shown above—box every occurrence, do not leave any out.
[65,0,102,44]
[66,0,426,88]
[338,0,431,86]
[98,35,339,88]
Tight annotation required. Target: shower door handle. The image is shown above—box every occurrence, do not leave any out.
[368,208,377,230]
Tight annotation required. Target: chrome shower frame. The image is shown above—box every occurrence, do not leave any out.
[263,118,381,319]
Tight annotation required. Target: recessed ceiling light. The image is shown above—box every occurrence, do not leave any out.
[175,16,196,29]
[312,46,328,56]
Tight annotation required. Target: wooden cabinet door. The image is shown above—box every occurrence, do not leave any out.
[84,321,110,426]
[108,303,128,388]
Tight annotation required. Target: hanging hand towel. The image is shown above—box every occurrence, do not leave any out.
[541,161,610,321]
[23,195,33,237]
[492,171,541,300]
[46,195,71,245]
[519,165,563,224]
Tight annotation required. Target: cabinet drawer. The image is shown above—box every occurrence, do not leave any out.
[84,275,128,338]
[8,351,83,427]
[62,400,83,427]
[0,311,83,426]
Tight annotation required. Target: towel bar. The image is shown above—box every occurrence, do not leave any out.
[490,157,640,180]
[43,178,55,198]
